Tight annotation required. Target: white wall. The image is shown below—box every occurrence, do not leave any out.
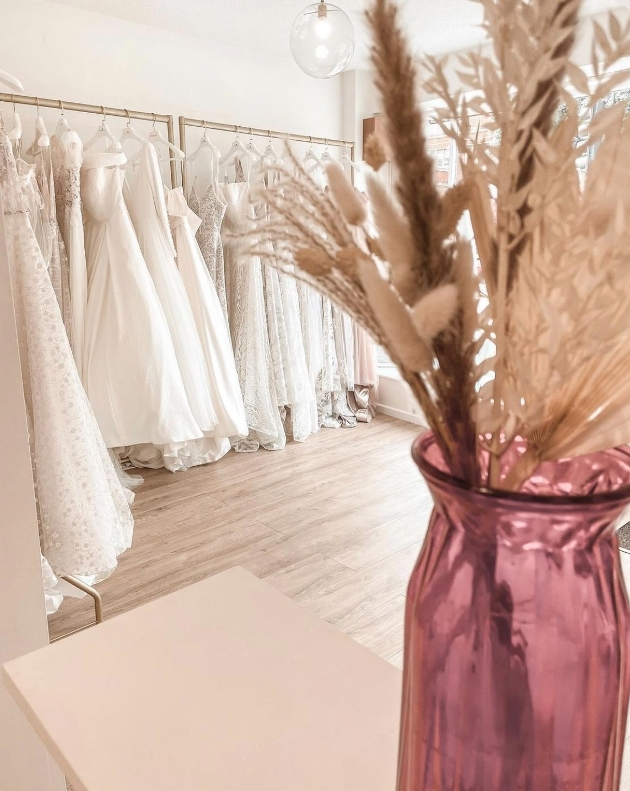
[0,0,344,141]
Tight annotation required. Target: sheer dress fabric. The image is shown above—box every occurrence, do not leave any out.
[1,126,133,581]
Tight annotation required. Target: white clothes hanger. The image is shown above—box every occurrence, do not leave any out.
[26,114,49,161]
[8,104,22,145]
[320,139,334,164]
[245,128,264,162]
[341,142,361,173]
[83,107,122,152]
[303,138,323,170]
[6,95,22,146]
[54,100,72,136]
[147,113,185,161]
[189,121,221,162]
[27,98,50,155]
[262,131,284,165]
[0,67,24,94]
[219,126,257,166]
[119,109,147,150]
[188,121,221,186]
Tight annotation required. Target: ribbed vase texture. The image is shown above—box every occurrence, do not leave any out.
[398,433,630,791]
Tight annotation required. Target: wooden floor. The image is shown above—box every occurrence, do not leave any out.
[49,415,433,668]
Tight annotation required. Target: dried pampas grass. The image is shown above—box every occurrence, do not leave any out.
[358,257,432,372]
[365,172,417,305]
[363,132,389,171]
[367,0,442,291]
[247,0,630,491]
[411,285,459,343]
[325,161,368,227]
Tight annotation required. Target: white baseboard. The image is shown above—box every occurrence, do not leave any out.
[376,403,428,427]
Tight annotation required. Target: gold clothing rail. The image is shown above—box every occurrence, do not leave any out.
[0,93,178,186]
[178,115,355,195]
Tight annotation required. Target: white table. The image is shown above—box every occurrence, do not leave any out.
[3,567,402,791]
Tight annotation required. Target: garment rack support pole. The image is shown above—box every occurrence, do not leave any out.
[0,93,178,187]
[50,576,103,643]
[166,115,177,188]
[179,115,189,196]
[178,115,355,193]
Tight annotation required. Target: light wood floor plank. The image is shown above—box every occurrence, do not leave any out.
[49,416,427,665]
[335,594,406,660]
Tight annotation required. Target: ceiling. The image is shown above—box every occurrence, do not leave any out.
[46,0,628,65]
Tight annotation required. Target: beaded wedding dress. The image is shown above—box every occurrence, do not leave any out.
[189,180,229,327]
[81,150,202,451]
[28,128,73,346]
[221,179,286,451]
[0,124,133,581]
[52,128,87,377]
[262,256,318,442]
[166,185,247,455]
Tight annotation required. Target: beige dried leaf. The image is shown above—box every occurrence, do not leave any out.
[454,240,479,346]
[358,255,432,371]
[464,165,497,286]
[565,61,590,95]
[325,161,367,227]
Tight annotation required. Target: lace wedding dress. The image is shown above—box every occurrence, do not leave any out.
[52,128,87,378]
[221,180,286,451]
[262,261,318,442]
[166,185,247,456]
[189,180,229,327]
[1,124,133,580]
[30,131,73,346]
[81,150,202,451]
[317,298,357,428]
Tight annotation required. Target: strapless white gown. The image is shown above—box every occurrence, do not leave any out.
[126,143,217,431]
[166,186,247,443]
[81,150,202,450]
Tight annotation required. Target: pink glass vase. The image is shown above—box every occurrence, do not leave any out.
[398,433,630,791]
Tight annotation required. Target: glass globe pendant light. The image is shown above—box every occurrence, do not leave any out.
[290,2,355,79]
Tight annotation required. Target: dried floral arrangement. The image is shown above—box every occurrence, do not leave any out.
[249,0,630,490]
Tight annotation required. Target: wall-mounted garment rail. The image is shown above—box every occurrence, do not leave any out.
[178,115,355,195]
[0,93,178,186]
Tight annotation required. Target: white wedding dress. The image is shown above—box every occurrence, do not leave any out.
[125,143,227,470]
[52,128,87,378]
[81,150,203,450]
[1,125,133,581]
[27,127,74,346]
[167,186,247,445]
[126,144,217,429]
[263,263,318,442]
[221,180,286,451]
[189,180,229,327]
